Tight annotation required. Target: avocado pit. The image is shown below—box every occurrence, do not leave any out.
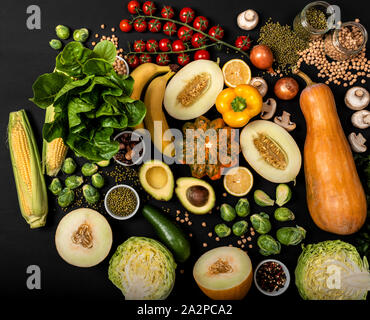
[186,185,210,207]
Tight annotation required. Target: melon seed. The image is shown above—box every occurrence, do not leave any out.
[177,73,211,107]
[253,133,287,170]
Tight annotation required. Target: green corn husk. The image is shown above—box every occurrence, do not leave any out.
[8,110,48,228]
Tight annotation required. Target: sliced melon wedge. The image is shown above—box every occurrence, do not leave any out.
[240,120,302,183]
[193,246,253,300]
[164,60,224,120]
[55,208,113,268]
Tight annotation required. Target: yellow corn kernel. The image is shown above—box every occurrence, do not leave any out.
[44,138,68,176]
[8,110,48,228]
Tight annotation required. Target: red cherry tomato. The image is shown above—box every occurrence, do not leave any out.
[146,39,158,52]
[179,7,195,23]
[194,49,210,60]
[142,1,156,15]
[235,35,252,51]
[177,26,193,42]
[148,19,161,32]
[163,22,177,36]
[158,38,171,52]
[127,0,140,14]
[139,53,152,64]
[208,25,224,41]
[133,40,146,52]
[161,6,174,19]
[133,18,147,33]
[156,54,170,66]
[177,53,190,66]
[127,55,140,69]
[172,39,185,52]
[191,33,207,48]
[119,19,132,32]
[193,16,209,31]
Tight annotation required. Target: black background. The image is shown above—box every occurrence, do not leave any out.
[0,0,369,311]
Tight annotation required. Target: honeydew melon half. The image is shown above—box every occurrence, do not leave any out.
[55,208,113,268]
[240,120,302,183]
[164,60,224,120]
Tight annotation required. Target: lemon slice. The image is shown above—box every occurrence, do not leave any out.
[222,59,251,88]
[223,166,254,196]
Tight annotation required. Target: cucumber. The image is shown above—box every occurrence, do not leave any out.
[142,204,191,263]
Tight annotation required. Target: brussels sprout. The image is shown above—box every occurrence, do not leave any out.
[250,212,271,234]
[49,178,62,195]
[220,203,236,222]
[83,184,100,204]
[274,207,295,222]
[57,188,75,207]
[65,175,83,189]
[257,234,281,256]
[254,190,274,207]
[62,157,77,175]
[275,184,292,207]
[214,224,231,238]
[232,220,249,236]
[55,25,70,40]
[96,159,110,167]
[235,198,250,217]
[81,162,98,176]
[276,226,306,246]
[49,39,62,50]
[73,28,89,42]
[91,173,104,188]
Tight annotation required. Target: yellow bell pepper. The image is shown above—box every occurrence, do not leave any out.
[215,84,263,128]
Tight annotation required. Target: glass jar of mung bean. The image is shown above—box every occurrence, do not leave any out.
[293,1,334,41]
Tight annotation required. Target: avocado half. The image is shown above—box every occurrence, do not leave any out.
[175,177,215,214]
[139,160,174,201]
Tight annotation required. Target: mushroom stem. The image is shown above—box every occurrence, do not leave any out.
[355,89,364,98]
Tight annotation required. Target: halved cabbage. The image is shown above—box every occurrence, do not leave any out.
[108,237,176,300]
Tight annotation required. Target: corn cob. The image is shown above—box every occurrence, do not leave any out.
[8,110,48,228]
[42,105,68,176]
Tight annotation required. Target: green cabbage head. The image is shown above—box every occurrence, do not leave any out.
[295,240,370,300]
[108,237,176,300]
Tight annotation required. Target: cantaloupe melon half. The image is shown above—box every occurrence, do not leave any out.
[55,208,113,268]
[193,246,253,300]
[164,60,224,120]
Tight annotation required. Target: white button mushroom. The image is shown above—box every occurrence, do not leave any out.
[344,87,369,111]
[351,110,370,129]
[274,111,296,131]
[237,9,259,31]
[348,132,367,153]
[260,98,277,120]
[250,77,268,97]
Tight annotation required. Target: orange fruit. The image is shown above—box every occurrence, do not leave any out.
[223,166,254,196]
[222,59,251,88]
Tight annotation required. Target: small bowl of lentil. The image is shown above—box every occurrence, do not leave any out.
[254,259,290,296]
[114,55,129,76]
[113,130,145,166]
[104,184,140,220]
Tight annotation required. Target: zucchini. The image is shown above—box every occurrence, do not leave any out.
[142,204,191,263]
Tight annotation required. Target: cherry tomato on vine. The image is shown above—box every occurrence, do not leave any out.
[142,1,156,15]
[163,22,177,36]
[119,19,132,32]
[208,25,224,41]
[133,18,147,33]
[177,26,193,42]
[179,7,195,23]
[172,39,186,52]
[146,39,158,52]
[127,55,140,68]
[194,49,210,60]
[177,53,190,66]
[133,40,146,52]
[156,54,170,66]
[161,6,174,19]
[158,38,171,52]
[235,35,252,51]
[191,33,207,48]
[148,19,161,32]
[193,16,209,32]
[139,53,152,64]
[127,0,140,14]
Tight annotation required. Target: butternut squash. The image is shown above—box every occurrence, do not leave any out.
[297,70,367,235]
